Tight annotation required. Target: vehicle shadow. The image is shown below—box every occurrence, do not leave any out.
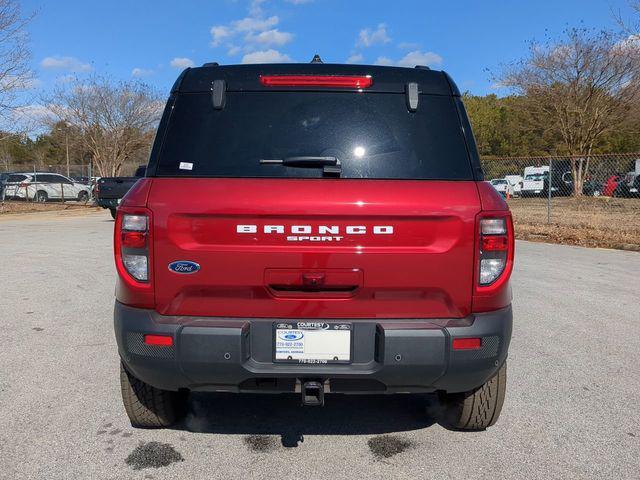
[177,392,440,446]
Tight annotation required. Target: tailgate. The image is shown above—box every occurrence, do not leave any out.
[98,177,137,199]
[148,178,480,319]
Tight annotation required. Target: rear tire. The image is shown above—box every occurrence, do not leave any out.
[439,361,507,431]
[77,191,89,202]
[109,208,117,219]
[34,190,48,203]
[119,362,186,428]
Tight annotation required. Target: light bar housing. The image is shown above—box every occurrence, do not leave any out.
[259,75,373,88]
[474,212,514,299]
[115,210,153,288]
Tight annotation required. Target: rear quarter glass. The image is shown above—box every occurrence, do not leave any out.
[154,92,474,180]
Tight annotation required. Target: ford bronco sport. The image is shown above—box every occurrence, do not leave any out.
[114,60,514,431]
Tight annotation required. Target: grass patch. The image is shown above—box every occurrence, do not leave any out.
[0,200,97,215]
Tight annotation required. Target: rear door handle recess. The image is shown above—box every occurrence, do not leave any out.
[265,268,363,298]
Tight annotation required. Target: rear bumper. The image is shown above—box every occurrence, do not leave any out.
[114,302,512,394]
[96,198,119,209]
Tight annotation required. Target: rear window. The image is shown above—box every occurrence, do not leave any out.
[35,174,70,183]
[155,92,473,180]
[525,174,547,180]
[6,174,27,183]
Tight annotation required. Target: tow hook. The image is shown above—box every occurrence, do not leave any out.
[301,380,325,406]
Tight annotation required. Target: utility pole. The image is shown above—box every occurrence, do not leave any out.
[65,128,70,178]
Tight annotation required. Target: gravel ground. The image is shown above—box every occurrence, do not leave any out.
[507,197,640,251]
[0,211,638,480]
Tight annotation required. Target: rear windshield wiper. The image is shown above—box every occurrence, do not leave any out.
[260,156,341,176]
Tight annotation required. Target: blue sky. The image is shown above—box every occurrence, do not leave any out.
[20,0,638,98]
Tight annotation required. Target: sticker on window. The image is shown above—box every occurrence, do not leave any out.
[179,162,193,171]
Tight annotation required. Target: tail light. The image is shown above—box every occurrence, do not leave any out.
[119,214,149,281]
[114,209,153,291]
[477,215,514,288]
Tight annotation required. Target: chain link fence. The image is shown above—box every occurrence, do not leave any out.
[1,163,94,204]
[481,153,640,249]
[2,156,639,249]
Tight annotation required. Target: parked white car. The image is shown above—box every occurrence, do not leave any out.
[489,178,514,197]
[2,172,91,202]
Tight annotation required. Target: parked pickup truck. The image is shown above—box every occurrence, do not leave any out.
[96,165,146,218]
[114,60,514,432]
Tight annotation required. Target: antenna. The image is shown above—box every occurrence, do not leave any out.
[310,54,323,64]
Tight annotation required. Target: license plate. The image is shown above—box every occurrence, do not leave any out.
[274,322,351,364]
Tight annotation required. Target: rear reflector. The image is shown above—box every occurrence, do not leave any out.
[453,338,482,350]
[260,75,373,88]
[144,334,173,347]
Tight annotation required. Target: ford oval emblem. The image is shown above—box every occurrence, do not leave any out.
[168,261,200,274]
[278,331,304,341]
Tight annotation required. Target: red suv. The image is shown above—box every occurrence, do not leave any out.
[114,61,514,431]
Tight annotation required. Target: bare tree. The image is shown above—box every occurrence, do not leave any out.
[496,28,640,195]
[614,1,640,36]
[48,75,163,177]
[0,0,33,126]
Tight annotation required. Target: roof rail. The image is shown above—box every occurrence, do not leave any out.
[414,65,430,70]
[202,62,219,67]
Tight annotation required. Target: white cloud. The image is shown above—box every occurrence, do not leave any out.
[614,34,640,55]
[374,51,442,68]
[249,0,267,16]
[12,103,55,124]
[242,49,291,64]
[357,24,391,47]
[131,67,153,77]
[346,53,364,64]
[227,45,242,56]
[396,50,442,67]
[233,15,279,33]
[210,25,232,46]
[373,51,442,68]
[209,3,294,60]
[170,57,195,69]
[55,74,75,84]
[246,28,293,47]
[398,42,420,50]
[374,56,394,66]
[0,74,39,91]
[40,56,91,72]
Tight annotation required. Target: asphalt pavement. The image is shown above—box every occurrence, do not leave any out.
[0,210,638,479]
